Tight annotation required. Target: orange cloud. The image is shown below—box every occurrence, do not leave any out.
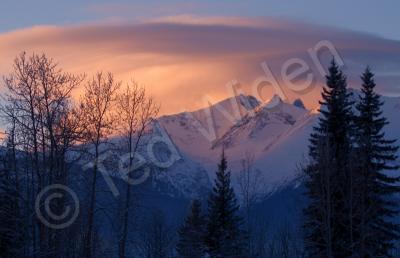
[0,16,399,114]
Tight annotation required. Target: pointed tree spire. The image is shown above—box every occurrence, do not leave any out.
[177,199,206,258]
[205,151,247,257]
[304,59,355,257]
[354,67,400,257]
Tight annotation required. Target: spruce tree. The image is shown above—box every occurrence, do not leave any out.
[303,60,354,257]
[355,67,400,257]
[205,151,247,258]
[177,199,206,258]
[0,171,23,257]
[0,137,25,257]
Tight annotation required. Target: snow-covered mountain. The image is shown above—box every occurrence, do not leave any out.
[72,91,400,241]
[146,92,400,199]
[151,94,315,197]
[158,94,260,164]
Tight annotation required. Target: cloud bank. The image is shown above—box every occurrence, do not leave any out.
[0,16,399,114]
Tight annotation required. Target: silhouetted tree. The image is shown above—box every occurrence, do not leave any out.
[1,52,84,257]
[0,133,25,257]
[79,72,120,258]
[116,81,159,258]
[177,199,206,258]
[237,152,263,256]
[354,67,400,257]
[205,151,247,257]
[138,211,175,258]
[303,60,354,257]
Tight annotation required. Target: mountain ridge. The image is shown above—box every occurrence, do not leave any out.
[151,92,400,198]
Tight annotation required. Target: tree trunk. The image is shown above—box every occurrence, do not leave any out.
[85,145,99,258]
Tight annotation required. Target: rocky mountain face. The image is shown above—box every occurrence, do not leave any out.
[95,93,400,200]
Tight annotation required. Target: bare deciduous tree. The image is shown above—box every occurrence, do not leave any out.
[1,52,84,257]
[79,72,120,258]
[116,81,159,258]
[138,211,175,258]
[237,152,264,256]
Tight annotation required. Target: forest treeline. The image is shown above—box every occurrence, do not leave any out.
[0,52,160,258]
[0,53,399,258]
[173,61,400,258]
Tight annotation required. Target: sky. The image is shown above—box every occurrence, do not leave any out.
[2,0,400,40]
[1,1,400,114]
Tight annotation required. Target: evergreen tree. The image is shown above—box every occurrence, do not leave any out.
[0,136,25,257]
[354,67,400,257]
[205,151,247,258]
[177,199,206,258]
[0,173,24,257]
[303,60,355,257]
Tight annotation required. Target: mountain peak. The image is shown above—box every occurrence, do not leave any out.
[236,94,261,110]
[293,98,305,109]
[271,94,283,102]
[262,94,283,109]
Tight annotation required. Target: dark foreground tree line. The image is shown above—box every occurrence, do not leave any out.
[303,61,399,257]
[176,61,400,258]
[0,53,398,258]
[0,52,160,258]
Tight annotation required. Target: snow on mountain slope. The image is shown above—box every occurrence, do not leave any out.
[158,94,260,164]
[212,96,310,155]
[250,93,400,194]
[155,94,317,195]
[141,93,400,198]
[79,121,212,199]
[251,114,317,192]
[208,96,317,193]
[379,96,400,144]
[145,121,212,198]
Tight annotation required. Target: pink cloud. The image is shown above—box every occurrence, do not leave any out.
[0,16,399,114]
